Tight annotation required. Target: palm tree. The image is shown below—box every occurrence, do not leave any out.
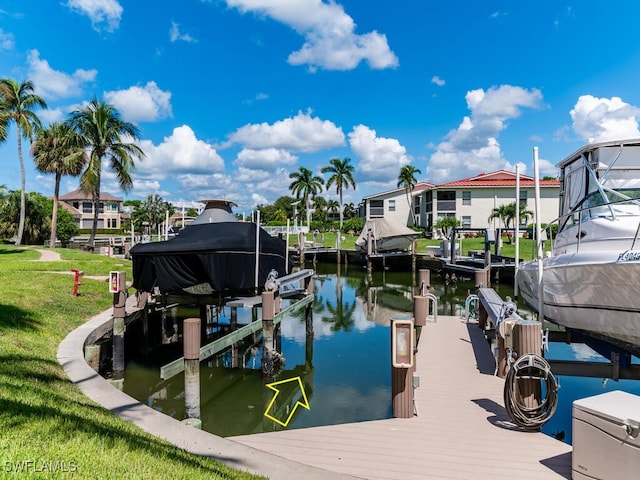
[343,202,356,219]
[397,164,422,218]
[141,194,170,233]
[68,99,144,246]
[321,157,356,231]
[0,78,47,245]
[31,122,87,248]
[289,166,325,227]
[327,199,340,223]
[506,201,534,229]
[488,204,510,229]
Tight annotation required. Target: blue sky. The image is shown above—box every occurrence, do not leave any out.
[3,1,640,212]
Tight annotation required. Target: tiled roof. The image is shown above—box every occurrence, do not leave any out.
[437,170,559,188]
[58,189,123,201]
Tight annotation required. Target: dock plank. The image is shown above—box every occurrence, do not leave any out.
[230,315,572,479]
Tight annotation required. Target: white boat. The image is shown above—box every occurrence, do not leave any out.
[518,139,640,351]
[355,218,420,253]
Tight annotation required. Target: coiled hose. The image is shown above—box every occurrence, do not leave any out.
[504,353,559,430]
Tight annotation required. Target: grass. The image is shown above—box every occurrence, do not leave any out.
[0,244,265,480]
[290,231,550,261]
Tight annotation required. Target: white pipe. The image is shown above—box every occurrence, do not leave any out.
[165,210,169,240]
[533,147,544,322]
[285,218,290,272]
[255,210,260,292]
[514,164,520,297]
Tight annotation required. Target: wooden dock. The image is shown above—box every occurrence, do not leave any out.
[230,314,572,479]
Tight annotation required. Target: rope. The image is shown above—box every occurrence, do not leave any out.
[503,353,559,430]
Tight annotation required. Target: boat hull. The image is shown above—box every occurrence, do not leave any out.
[518,250,640,348]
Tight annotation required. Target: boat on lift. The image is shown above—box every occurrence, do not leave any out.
[355,218,420,253]
[518,139,640,352]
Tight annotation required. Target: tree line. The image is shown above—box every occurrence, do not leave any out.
[0,78,144,247]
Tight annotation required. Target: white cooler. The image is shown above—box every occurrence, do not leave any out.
[572,390,640,480]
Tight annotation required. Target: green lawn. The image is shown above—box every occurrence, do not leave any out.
[0,244,265,479]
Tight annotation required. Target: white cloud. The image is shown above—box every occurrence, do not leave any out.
[137,125,225,177]
[348,124,411,183]
[104,81,172,122]
[228,110,345,152]
[27,50,97,100]
[66,0,123,32]
[570,95,640,143]
[234,148,298,169]
[431,75,445,87]
[169,167,292,209]
[226,0,398,71]
[0,28,14,50]
[427,85,543,182]
[170,21,197,43]
[38,107,65,124]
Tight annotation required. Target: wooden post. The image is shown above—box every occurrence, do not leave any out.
[413,295,427,328]
[298,232,305,265]
[261,291,275,376]
[336,229,341,266]
[496,335,508,378]
[183,317,202,428]
[391,316,415,419]
[112,272,126,377]
[418,269,430,294]
[513,321,542,408]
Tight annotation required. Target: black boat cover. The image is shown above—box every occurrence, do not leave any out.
[130,222,288,295]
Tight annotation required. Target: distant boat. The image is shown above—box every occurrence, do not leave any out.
[518,139,640,352]
[355,218,420,253]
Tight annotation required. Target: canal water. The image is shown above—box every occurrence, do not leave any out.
[121,262,640,443]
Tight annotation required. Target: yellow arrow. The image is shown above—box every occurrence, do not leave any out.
[263,376,310,427]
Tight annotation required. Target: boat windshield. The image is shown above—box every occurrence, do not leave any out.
[582,189,640,220]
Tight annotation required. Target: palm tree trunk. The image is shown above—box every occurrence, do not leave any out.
[90,196,99,247]
[338,189,343,231]
[16,127,25,246]
[50,173,61,248]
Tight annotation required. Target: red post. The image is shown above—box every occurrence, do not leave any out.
[71,268,84,296]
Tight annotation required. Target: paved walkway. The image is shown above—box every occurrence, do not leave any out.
[34,248,62,261]
[58,300,572,480]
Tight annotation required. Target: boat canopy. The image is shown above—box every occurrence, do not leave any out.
[130,222,288,296]
[355,218,420,251]
[558,140,640,226]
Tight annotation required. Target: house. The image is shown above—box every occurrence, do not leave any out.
[358,182,435,227]
[360,171,560,237]
[58,189,125,230]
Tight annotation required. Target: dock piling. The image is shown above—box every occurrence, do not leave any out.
[183,317,202,427]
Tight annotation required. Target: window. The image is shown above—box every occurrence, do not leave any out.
[82,202,92,213]
[462,191,471,206]
[436,191,456,212]
[370,200,384,217]
[413,195,421,215]
[107,218,118,228]
[520,190,528,202]
[106,202,118,212]
[461,216,471,228]
[388,199,396,212]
